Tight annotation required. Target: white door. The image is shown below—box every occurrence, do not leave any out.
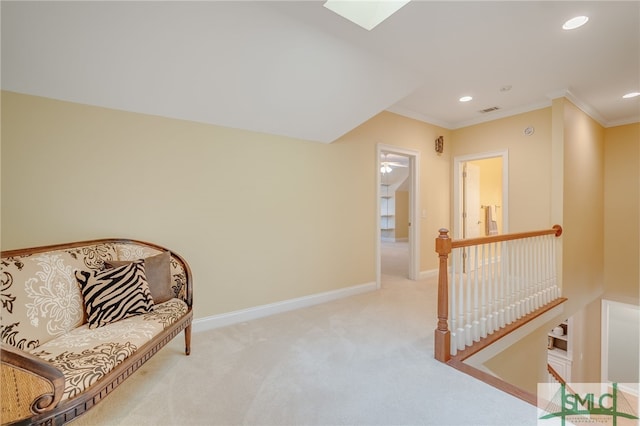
[453,150,508,240]
[463,162,481,238]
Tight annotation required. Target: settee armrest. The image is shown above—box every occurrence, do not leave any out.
[1,343,65,425]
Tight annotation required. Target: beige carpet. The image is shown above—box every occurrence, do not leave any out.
[70,242,537,425]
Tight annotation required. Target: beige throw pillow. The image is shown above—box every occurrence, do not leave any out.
[105,251,173,303]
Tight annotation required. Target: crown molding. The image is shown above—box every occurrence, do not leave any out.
[604,117,640,128]
[385,105,455,129]
[388,90,639,130]
[546,89,608,127]
[451,101,552,130]
[388,100,553,130]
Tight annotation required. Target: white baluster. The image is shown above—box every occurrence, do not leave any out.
[539,236,546,304]
[498,241,506,328]
[485,242,491,333]
[480,243,487,338]
[525,238,535,314]
[503,240,513,325]
[533,236,541,310]
[472,245,480,342]
[457,249,465,351]
[450,249,457,355]
[495,242,501,333]
[540,236,551,305]
[515,239,523,319]
[552,233,559,298]
[465,247,473,347]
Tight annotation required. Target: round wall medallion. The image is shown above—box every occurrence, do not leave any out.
[523,126,535,136]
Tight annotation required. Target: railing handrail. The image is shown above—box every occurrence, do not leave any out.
[547,363,566,385]
[434,224,563,363]
[439,225,563,252]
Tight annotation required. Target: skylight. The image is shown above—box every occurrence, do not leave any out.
[324,0,411,31]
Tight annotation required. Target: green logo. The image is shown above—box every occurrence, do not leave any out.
[538,383,639,425]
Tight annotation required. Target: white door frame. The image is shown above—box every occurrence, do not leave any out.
[601,299,640,394]
[376,144,420,288]
[453,150,509,239]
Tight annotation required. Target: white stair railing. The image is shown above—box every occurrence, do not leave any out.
[434,225,563,362]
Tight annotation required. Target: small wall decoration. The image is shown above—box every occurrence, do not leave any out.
[435,136,444,154]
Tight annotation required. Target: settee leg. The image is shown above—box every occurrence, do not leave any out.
[184,325,191,356]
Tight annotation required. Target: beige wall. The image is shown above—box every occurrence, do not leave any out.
[571,297,602,383]
[483,326,550,394]
[1,92,450,319]
[603,123,640,304]
[561,99,605,314]
[339,111,452,272]
[451,107,553,233]
[475,100,608,389]
[1,91,376,318]
[394,191,409,240]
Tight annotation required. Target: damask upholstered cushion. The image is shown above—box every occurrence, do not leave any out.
[0,244,117,349]
[1,240,192,424]
[30,299,189,402]
[75,260,154,329]
[104,251,173,303]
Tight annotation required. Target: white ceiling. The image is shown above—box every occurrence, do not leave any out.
[2,1,639,143]
[381,152,410,189]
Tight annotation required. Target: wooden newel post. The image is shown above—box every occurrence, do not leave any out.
[434,228,452,362]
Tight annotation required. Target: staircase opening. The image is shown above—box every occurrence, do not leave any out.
[433,225,566,404]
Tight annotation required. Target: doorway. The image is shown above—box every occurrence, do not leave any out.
[376,144,420,288]
[453,150,509,239]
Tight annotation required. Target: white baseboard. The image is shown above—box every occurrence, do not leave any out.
[419,268,438,280]
[192,281,377,333]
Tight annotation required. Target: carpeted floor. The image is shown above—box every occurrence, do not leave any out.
[70,242,537,425]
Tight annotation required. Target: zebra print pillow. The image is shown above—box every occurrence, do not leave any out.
[75,260,154,329]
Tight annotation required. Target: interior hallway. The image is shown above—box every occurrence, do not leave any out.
[381,240,410,281]
[70,243,538,425]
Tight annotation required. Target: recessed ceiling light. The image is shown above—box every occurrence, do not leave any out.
[459,96,473,102]
[623,92,640,99]
[323,0,411,31]
[563,16,589,30]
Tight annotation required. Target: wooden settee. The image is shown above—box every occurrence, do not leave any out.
[1,239,193,425]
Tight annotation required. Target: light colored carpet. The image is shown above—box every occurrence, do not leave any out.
[70,242,537,425]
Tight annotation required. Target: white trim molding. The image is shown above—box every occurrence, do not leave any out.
[453,150,509,239]
[601,299,640,395]
[192,282,377,333]
[376,143,421,286]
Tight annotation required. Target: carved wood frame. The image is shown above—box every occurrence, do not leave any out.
[1,238,193,426]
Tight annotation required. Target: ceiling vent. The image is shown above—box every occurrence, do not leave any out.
[479,106,500,113]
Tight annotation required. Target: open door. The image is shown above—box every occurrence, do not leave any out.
[454,151,508,239]
[376,144,420,287]
[462,162,482,239]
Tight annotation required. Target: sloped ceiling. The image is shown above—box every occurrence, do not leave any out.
[2,1,639,143]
